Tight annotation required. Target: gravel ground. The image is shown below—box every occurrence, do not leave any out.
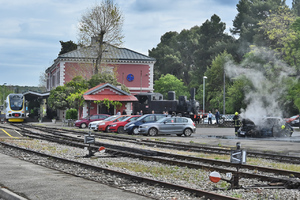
[1,138,299,200]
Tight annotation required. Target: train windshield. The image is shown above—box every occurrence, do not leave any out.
[9,94,24,110]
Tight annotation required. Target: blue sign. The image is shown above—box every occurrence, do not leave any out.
[127,74,134,82]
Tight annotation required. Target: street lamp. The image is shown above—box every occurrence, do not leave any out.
[203,76,207,113]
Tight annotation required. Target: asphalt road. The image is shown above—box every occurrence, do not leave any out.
[157,127,300,156]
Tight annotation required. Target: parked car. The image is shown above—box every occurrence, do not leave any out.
[74,114,110,128]
[108,115,141,134]
[89,115,121,131]
[238,117,293,137]
[138,116,196,137]
[97,115,129,132]
[284,115,299,126]
[124,114,167,135]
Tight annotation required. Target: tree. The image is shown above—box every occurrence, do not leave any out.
[149,14,236,91]
[48,86,70,110]
[78,0,124,74]
[48,76,88,110]
[154,74,188,99]
[231,0,284,44]
[292,0,300,16]
[199,51,234,112]
[59,40,77,55]
[255,6,296,53]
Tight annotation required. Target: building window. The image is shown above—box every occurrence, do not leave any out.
[57,71,60,84]
[52,75,55,87]
[47,79,49,90]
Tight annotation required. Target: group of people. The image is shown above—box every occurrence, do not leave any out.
[207,109,221,124]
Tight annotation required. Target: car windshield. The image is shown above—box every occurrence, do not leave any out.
[121,116,131,121]
[104,115,118,121]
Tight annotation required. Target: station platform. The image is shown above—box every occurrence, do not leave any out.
[0,153,152,200]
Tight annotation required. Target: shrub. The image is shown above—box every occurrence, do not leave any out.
[66,108,78,120]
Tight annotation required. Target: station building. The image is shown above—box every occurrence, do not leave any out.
[45,39,156,118]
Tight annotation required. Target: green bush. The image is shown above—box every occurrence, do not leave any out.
[66,108,78,120]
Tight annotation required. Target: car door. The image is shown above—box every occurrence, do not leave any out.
[174,117,185,134]
[159,118,175,133]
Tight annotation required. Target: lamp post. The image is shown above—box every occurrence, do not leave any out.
[223,67,226,115]
[203,76,207,113]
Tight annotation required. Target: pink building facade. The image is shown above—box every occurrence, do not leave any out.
[46,43,156,119]
[46,43,156,95]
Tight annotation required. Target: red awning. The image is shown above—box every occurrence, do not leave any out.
[83,94,138,101]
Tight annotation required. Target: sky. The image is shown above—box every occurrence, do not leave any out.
[0,0,293,87]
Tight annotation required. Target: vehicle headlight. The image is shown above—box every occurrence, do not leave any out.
[99,123,105,125]
[141,125,147,128]
[129,124,134,127]
[111,124,117,127]
[75,120,80,123]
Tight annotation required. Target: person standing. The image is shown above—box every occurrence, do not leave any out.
[233,112,241,136]
[116,110,121,115]
[215,109,220,124]
[208,111,212,124]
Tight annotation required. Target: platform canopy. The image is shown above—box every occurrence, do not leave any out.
[23,91,50,101]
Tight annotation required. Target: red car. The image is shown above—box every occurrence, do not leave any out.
[284,115,299,125]
[108,115,141,134]
[97,115,129,132]
[74,114,110,128]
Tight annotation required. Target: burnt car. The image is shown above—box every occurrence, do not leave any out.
[237,117,293,138]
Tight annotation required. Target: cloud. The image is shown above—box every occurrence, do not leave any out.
[7,0,294,87]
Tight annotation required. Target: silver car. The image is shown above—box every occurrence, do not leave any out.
[138,116,196,136]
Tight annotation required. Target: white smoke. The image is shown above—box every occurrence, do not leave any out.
[225,47,296,126]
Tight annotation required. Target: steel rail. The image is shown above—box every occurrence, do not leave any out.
[27,124,299,164]
[17,128,300,189]
[0,141,240,200]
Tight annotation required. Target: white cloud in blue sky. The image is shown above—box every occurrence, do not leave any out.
[0,0,293,86]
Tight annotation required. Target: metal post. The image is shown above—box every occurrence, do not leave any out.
[203,76,207,113]
[223,67,225,115]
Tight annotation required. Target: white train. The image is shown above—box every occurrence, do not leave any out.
[5,93,26,122]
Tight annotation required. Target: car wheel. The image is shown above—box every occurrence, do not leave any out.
[117,126,124,134]
[148,128,158,136]
[183,128,192,137]
[132,127,139,135]
[80,123,87,128]
[105,126,109,132]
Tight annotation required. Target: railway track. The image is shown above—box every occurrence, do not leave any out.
[0,141,239,200]
[6,123,300,189]
[10,123,300,164]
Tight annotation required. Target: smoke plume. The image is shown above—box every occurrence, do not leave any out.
[225,47,296,125]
